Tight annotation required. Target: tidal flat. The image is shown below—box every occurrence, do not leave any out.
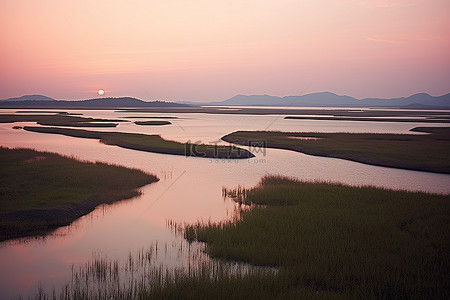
[222,127,450,173]
[0,147,158,241]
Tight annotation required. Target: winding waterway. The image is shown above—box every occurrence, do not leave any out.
[1,108,449,298]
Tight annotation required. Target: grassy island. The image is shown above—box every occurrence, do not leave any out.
[285,115,450,123]
[23,126,255,159]
[0,113,124,127]
[0,147,158,241]
[134,120,172,126]
[125,116,178,119]
[222,127,450,173]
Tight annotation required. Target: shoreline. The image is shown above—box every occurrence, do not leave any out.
[1,195,126,242]
[0,147,158,242]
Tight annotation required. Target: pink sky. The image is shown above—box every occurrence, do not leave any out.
[1,0,449,102]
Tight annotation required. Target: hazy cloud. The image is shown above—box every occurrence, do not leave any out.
[352,0,421,9]
[364,36,405,43]
[365,34,449,43]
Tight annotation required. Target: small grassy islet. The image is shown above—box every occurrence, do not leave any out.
[222,127,450,173]
[134,120,172,126]
[0,113,124,127]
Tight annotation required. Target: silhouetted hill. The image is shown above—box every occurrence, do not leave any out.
[284,92,360,106]
[66,97,188,108]
[206,92,450,108]
[219,94,282,106]
[1,94,56,102]
[0,96,189,108]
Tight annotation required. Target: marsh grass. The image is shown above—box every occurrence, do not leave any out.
[284,115,450,123]
[222,127,450,173]
[134,121,172,126]
[33,176,449,298]
[184,175,450,298]
[0,113,123,127]
[23,126,255,159]
[125,116,178,119]
[0,147,158,241]
[34,239,278,300]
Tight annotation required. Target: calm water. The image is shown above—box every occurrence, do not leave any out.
[1,109,449,298]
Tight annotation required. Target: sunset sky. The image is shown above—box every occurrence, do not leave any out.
[1,0,449,102]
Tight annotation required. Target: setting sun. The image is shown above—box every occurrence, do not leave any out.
[97,89,105,96]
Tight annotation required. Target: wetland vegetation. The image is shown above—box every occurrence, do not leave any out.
[125,116,178,119]
[0,113,124,127]
[222,127,450,173]
[23,126,255,159]
[36,175,449,299]
[35,242,280,300]
[0,147,157,241]
[182,176,450,298]
[134,120,172,126]
[285,115,450,123]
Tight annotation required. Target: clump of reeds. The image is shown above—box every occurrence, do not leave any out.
[34,239,276,299]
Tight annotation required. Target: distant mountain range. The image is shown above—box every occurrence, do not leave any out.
[203,92,450,109]
[1,92,449,109]
[0,96,188,108]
